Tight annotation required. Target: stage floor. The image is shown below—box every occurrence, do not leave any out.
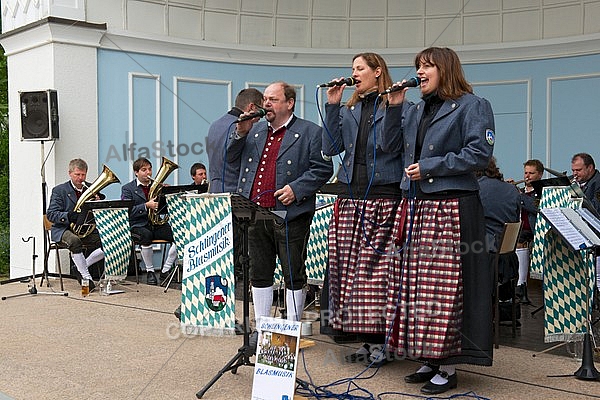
[0,275,598,400]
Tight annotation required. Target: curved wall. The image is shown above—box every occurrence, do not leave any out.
[3,1,600,278]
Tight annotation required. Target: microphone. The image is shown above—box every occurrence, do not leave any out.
[379,77,420,96]
[317,77,356,88]
[236,107,267,123]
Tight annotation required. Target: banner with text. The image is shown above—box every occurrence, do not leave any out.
[178,194,236,336]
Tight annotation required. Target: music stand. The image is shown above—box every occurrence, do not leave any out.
[196,194,285,399]
[530,176,572,198]
[529,177,576,316]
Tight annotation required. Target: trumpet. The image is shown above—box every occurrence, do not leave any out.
[511,179,527,186]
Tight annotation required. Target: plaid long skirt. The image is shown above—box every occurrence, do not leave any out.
[327,198,403,334]
[389,194,494,366]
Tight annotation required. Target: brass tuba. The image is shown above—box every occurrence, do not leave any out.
[147,156,179,225]
[70,165,120,238]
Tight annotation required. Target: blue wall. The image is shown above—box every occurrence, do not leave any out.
[97,49,600,199]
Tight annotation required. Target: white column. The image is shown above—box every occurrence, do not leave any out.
[1,18,105,278]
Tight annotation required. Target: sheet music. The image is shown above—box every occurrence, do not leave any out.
[541,208,600,250]
[562,207,600,245]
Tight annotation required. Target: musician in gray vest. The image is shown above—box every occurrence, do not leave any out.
[46,158,105,288]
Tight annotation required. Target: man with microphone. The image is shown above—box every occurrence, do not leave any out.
[227,81,332,328]
[207,88,264,194]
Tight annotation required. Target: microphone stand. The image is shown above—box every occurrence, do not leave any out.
[1,141,68,298]
[1,236,68,300]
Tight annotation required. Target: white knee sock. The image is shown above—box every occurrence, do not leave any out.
[71,252,92,280]
[286,288,306,322]
[252,286,273,322]
[516,248,529,286]
[162,244,178,273]
[140,245,154,272]
[85,248,104,267]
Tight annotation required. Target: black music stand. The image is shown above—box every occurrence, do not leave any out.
[196,194,285,399]
[537,207,600,380]
[530,179,599,317]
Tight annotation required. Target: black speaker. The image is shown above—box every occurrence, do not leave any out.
[20,90,59,141]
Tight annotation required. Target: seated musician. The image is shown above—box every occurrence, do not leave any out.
[476,157,521,322]
[46,158,105,289]
[190,162,208,186]
[514,159,544,303]
[121,157,178,286]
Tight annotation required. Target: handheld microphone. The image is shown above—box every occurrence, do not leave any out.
[236,107,267,123]
[379,77,420,96]
[318,77,356,88]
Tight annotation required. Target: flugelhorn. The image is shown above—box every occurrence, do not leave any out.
[148,156,179,225]
[70,165,120,238]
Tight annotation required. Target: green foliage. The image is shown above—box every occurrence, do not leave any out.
[0,226,8,277]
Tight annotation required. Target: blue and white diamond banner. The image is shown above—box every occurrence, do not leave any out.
[530,187,582,279]
[273,193,336,286]
[174,194,236,336]
[93,207,132,280]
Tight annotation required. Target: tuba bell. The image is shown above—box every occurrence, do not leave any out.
[70,165,120,238]
[147,156,179,225]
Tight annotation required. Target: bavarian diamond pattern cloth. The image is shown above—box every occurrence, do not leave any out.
[273,194,336,286]
[93,208,132,279]
[306,194,336,284]
[179,194,236,336]
[165,193,189,261]
[543,234,595,342]
[530,187,581,279]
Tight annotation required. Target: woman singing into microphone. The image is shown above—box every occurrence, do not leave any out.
[381,47,495,394]
[321,52,404,367]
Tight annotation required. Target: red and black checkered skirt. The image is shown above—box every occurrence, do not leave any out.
[327,198,403,334]
[388,198,464,360]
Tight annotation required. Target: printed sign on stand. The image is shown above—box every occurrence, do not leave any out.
[251,316,301,400]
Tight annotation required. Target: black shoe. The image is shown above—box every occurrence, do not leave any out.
[519,283,531,305]
[405,364,440,383]
[420,371,458,395]
[147,271,158,285]
[344,343,371,363]
[174,305,181,320]
[88,279,96,292]
[159,270,171,283]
